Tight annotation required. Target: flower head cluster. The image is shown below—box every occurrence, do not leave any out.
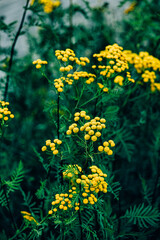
[92,44,135,91]
[41,138,62,155]
[30,0,61,13]
[97,83,109,92]
[64,165,108,200]
[114,76,124,86]
[93,44,129,78]
[142,70,156,83]
[55,49,90,66]
[141,70,160,92]
[66,111,107,142]
[123,50,160,92]
[63,164,82,179]
[48,165,108,214]
[21,211,38,225]
[123,50,160,73]
[98,140,115,156]
[54,49,94,91]
[67,72,96,84]
[0,100,14,123]
[48,189,79,213]
[32,59,48,69]
[54,77,73,92]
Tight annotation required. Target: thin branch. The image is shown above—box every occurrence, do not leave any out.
[69,0,73,48]
[57,92,60,139]
[4,0,30,101]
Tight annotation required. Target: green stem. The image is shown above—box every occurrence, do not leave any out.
[60,222,65,240]
[80,92,103,107]
[1,182,18,234]
[78,204,83,240]
[69,0,73,48]
[4,0,30,101]
[57,92,60,139]
[9,225,28,240]
[74,82,85,111]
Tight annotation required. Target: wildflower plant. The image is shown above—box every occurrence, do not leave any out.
[0,100,14,138]
[1,38,160,240]
[2,0,160,238]
[123,50,160,92]
[30,0,61,13]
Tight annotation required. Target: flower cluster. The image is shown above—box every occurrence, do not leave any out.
[64,165,108,201]
[54,72,96,92]
[21,211,38,225]
[30,0,61,13]
[32,59,48,69]
[114,76,124,86]
[0,100,14,123]
[93,44,129,76]
[92,44,135,91]
[97,83,109,92]
[41,138,62,155]
[67,72,96,84]
[55,49,90,66]
[124,50,160,92]
[141,71,160,92]
[142,70,156,83]
[54,77,73,92]
[98,140,115,156]
[48,188,80,213]
[48,165,108,214]
[123,50,160,73]
[54,49,94,91]
[66,111,107,142]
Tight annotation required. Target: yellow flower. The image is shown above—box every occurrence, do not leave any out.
[53,149,58,155]
[98,146,104,152]
[83,199,88,204]
[41,146,47,151]
[91,136,97,142]
[67,130,72,135]
[48,210,53,214]
[84,134,90,140]
[73,127,79,133]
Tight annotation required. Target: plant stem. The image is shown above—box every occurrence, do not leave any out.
[60,223,65,240]
[152,153,160,205]
[57,92,63,185]
[74,83,85,111]
[78,200,83,240]
[69,0,73,48]
[57,92,60,139]
[117,191,121,239]
[1,183,18,234]
[80,92,103,108]
[4,0,30,101]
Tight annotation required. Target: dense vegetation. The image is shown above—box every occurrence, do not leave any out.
[0,0,160,239]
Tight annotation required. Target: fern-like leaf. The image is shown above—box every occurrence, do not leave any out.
[5,161,25,192]
[35,180,47,199]
[124,203,160,228]
[108,180,121,201]
[0,189,8,207]
[115,126,135,162]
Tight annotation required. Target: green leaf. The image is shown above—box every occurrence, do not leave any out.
[0,189,8,207]
[5,161,25,192]
[123,203,160,228]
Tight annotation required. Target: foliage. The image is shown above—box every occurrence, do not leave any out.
[0,0,160,239]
